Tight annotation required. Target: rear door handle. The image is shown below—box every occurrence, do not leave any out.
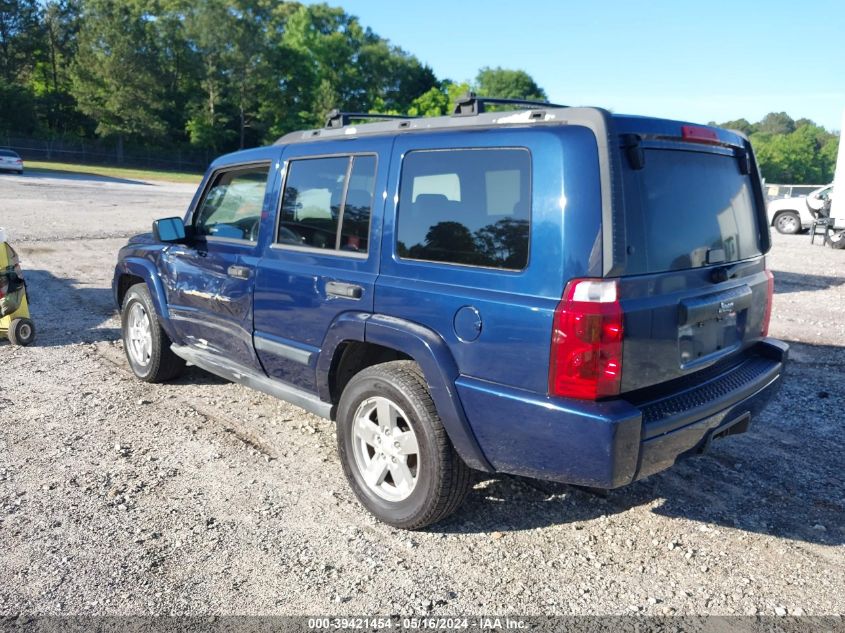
[326,281,363,299]
[227,265,251,279]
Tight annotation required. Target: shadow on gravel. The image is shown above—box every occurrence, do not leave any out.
[0,269,119,347]
[10,267,842,547]
[439,340,844,546]
[170,366,230,386]
[772,270,845,294]
[25,168,152,186]
[7,269,240,389]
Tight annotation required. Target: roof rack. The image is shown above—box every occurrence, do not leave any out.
[325,109,417,129]
[452,92,567,116]
[274,101,588,146]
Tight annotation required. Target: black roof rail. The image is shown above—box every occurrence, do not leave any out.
[325,109,417,129]
[452,91,567,117]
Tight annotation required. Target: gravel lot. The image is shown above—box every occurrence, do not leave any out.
[0,170,843,617]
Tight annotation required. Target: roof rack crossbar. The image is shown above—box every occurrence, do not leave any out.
[452,92,567,117]
[325,109,417,129]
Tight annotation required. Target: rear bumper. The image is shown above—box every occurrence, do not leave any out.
[456,339,787,488]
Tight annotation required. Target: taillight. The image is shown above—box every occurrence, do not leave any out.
[761,269,774,336]
[549,279,623,400]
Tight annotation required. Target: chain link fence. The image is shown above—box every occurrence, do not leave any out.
[1,134,211,173]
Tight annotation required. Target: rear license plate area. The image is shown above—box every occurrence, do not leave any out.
[679,313,741,366]
[678,286,752,368]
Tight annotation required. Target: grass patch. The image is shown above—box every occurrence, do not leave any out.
[25,160,203,184]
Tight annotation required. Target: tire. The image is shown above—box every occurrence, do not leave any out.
[120,283,185,382]
[774,211,801,235]
[336,360,473,529]
[8,317,35,346]
[827,227,845,249]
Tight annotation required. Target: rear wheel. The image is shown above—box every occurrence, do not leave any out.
[827,227,845,249]
[336,361,473,529]
[774,211,801,235]
[120,283,185,382]
[8,318,35,346]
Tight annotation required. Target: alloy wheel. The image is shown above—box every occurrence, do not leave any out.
[126,302,153,367]
[350,396,420,502]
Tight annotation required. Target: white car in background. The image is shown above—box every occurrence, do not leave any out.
[767,183,833,234]
[0,149,24,174]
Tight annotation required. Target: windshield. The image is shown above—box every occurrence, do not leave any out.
[623,149,763,274]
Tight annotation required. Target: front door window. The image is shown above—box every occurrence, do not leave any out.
[195,164,271,242]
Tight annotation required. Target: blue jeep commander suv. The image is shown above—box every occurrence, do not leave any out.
[113,95,787,529]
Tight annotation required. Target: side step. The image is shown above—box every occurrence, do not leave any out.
[170,344,333,420]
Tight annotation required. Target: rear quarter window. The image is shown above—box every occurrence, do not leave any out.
[396,148,531,270]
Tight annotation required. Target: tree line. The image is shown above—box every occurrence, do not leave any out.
[0,0,543,157]
[0,0,838,183]
[714,112,839,184]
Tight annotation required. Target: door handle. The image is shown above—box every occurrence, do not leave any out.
[326,281,363,299]
[227,265,251,279]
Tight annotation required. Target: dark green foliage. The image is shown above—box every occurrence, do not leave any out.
[0,0,547,154]
[0,82,39,135]
[715,113,840,184]
[0,0,41,82]
[1,0,838,186]
[71,0,168,142]
[475,66,547,101]
[756,111,796,136]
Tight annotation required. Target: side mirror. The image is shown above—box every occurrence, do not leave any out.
[152,217,186,243]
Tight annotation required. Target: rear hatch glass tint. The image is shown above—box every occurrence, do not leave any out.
[624,149,763,275]
[617,142,770,394]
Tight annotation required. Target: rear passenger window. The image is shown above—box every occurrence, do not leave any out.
[278,155,376,253]
[396,149,530,270]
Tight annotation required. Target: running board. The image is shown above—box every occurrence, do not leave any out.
[170,344,333,420]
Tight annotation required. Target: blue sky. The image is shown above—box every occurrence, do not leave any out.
[304,0,845,131]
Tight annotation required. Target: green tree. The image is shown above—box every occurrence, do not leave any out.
[355,38,437,113]
[220,0,275,148]
[31,0,86,135]
[407,86,451,117]
[719,118,754,136]
[71,0,168,157]
[279,3,438,130]
[182,0,233,150]
[751,121,837,183]
[719,113,840,184]
[475,66,547,101]
[0,0,41,83]
[0,82,38,134]
[757,111,795,135]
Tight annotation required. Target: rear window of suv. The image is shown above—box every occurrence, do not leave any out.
[624,149,763,274]
[396,148,531,270]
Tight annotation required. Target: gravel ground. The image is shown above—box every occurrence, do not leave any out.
[0,171,843,616]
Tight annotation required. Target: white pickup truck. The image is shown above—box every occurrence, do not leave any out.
[766,184,833,234]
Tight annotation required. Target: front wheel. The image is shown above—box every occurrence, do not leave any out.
[336,361,473,529]
[774,212,801,235]
[8,318,35,345]
[120,283,185,382]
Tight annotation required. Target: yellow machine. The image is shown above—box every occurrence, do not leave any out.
[0,228,35,346]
